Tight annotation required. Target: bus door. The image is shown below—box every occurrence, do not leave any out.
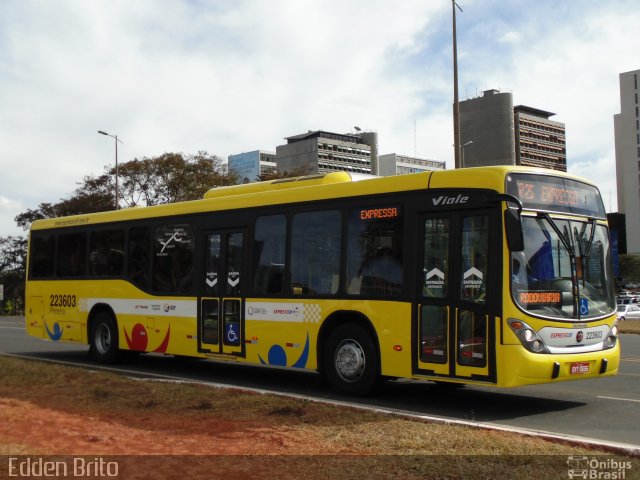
[417,210,498,382]
[199,229,245,356]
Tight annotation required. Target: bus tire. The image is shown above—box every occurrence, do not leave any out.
[323,322,379,396]
[89,311,120,364]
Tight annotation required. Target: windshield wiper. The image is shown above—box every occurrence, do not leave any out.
[539,213,580,318]
[583,218,597,259]
[574,219,596,289]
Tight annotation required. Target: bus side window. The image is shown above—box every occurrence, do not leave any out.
[127,227,150,289]
[459,215,488,304]
[152,224,195,294]
[423,218,449,298]
[290,210,341,295]
[57,233,87,277]
[347,206,403,297]
[90,229,125,276]
[225,232,243,296]
[253,215,286,295]
[30,234,55,278]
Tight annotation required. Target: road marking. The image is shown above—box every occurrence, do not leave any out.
[597,396,640,403]
[0,326,25,330]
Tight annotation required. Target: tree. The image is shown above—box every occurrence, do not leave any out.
[117,152,237,207]
[9,174,112,314]
[0,236,27,315]
[8,150,236,314]
[15,174,113,231]
[15,151,237,230]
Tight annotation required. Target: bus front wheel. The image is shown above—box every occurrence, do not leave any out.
[323,323,379,396]
[89,312,120,363]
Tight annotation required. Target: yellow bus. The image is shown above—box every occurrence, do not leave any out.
[25,166,620,395]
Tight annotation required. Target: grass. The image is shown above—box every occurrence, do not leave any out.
[0,356,636,479]
[619,319,640,334]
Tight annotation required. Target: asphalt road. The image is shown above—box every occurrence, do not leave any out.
[1,315,638,450]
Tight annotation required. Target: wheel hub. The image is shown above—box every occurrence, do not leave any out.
[335,340,365,382]
[95,324,112,354]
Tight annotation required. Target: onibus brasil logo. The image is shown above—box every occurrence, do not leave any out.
[567,456,632,479]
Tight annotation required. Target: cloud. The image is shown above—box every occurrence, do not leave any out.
[0,0,450,236]
[572,155,618,212]
[498,31,521,44]
[0,0,637,237]
[0,196,24,237]
[456,0,640,209]
[0,196,21,212]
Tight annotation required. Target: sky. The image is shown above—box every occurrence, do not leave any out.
[1,0,639,237]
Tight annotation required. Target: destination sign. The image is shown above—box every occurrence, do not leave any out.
[359,206,401,220]
[516,182,578,207]
[506,173,605,218]
[518,291,562,307]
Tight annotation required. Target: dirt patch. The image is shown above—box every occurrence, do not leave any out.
[0,397,372,480]
[0,397,358,456]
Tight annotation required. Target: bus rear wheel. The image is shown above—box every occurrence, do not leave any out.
[323,323,379,396]
[89,312,120,363]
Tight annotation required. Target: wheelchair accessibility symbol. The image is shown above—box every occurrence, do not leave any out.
[225,322,240,346]
[579,298,589,316]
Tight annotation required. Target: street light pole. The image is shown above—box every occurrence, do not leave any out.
[461,140,473,168]
[97,130,123,209]
[452,0,463,169]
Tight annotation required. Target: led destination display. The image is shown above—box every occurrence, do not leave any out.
[506,173,606,218]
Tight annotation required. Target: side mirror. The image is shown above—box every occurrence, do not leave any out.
[505,208,524,252]
[490,193,525,252]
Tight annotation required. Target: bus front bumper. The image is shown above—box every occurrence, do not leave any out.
[499,343,620,387]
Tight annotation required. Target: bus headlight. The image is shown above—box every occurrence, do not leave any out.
[604,322,618,350]
[508,318,549,354]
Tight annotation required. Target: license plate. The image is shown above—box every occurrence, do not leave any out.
[570,361,590,375]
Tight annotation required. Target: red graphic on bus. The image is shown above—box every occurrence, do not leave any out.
[124,323,171,353]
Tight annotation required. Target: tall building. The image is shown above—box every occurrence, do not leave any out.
[378,153,445,176]
[514,105,566,171]
[459,89,516,167]
[614,68,640,254]
[459,89,566,171]
[275,130,378,175]
[228,150,276,184]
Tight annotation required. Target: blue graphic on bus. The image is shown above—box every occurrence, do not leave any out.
[225,322,240,346]
[259,333,310,368]
[267,345,287,366]
[45,322,63,341]
[579,298,589,316]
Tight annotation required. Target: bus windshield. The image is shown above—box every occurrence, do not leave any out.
[511,215,615,320]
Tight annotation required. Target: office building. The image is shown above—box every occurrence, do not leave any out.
[275,130,378,176]
[459,89,516,167]
[514,105,566,171]
[378,153,445,176]
[459,89,566,171]
[233,129,445,183]
[228,150,276,184]
[614,68,640,254]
